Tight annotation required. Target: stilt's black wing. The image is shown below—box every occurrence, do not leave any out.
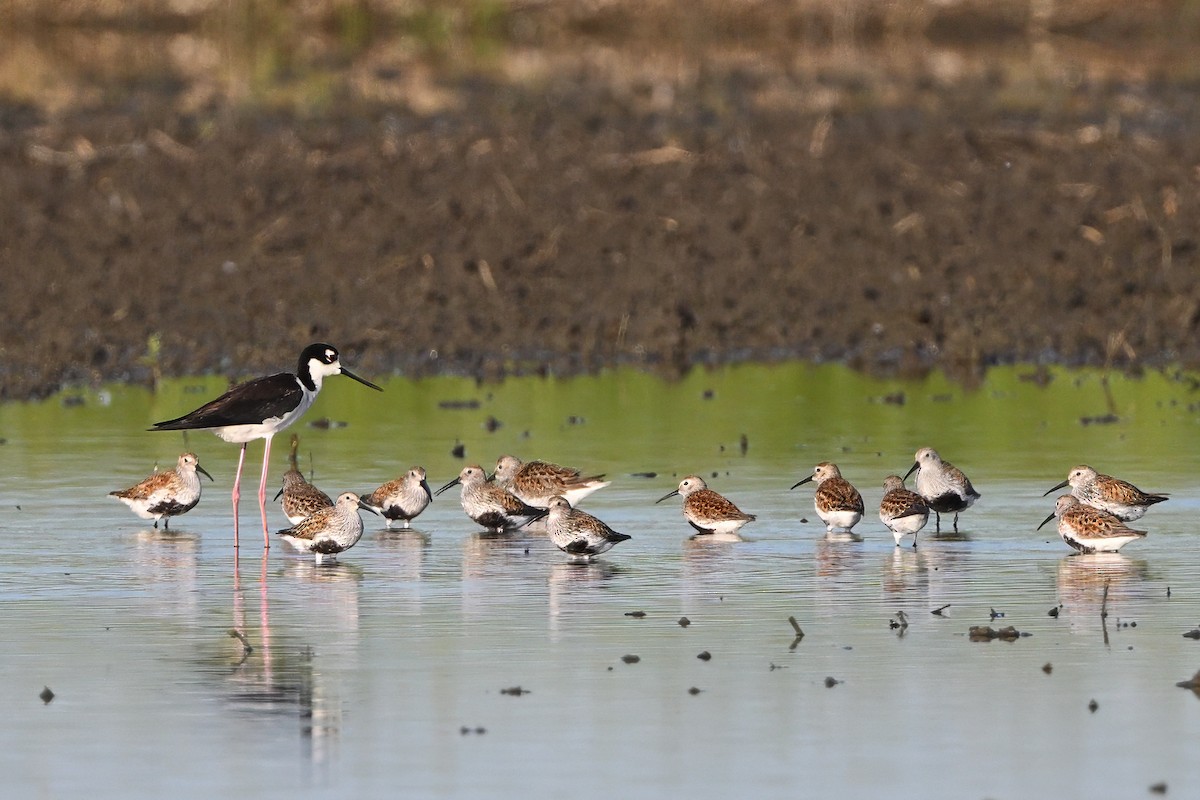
[152,372,301,430]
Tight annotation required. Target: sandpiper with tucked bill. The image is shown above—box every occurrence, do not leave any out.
[790,462,864,533]
[878,474,930,548]
[1043,464,1168,522]
[151,343,381,548]
[904,447,980,533]
[109,452,213,529]
[657,475,755,538]
[545,496,631,561]
[1039,494,1147,553]
[491,455,610,508]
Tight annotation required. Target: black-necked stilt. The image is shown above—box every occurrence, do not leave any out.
[151,343,382,548]
[109,452,214,529]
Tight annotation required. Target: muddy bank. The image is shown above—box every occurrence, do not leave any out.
[1,4,1199,399]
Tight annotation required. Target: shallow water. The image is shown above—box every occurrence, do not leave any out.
[3,364,1200,798]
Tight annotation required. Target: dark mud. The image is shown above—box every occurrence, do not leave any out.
[2,3,1200,399]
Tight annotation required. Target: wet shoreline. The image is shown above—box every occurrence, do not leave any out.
[2,3,1199,399]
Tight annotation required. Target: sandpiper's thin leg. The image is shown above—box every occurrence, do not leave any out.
[258,434,274,548]
[232,442,248,548]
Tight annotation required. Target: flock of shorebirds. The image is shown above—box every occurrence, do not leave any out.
[108,343,1170,563]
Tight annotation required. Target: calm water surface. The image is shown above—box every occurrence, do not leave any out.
[3,365,1199,798]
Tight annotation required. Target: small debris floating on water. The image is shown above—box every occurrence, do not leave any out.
[788,617,804,638]
[1088,699,1099,713]
[889,611,909,631]
[621,654,640,664]
[1048,606,1061,618]
[307,417,346,430]
[697,651,712,661]
[630,471,657,478]
[39,686,54,704]
[624,610,646,619]
[989,608,1005,620]
[1042,662,1053,675]
[824,676,841,688]
[438,399,480,410]
[931,604,951,617]
[1149,782,1168,795]
[678,617,691,628]
[483,415,502,432]
[500,686,530,696]
[451,441,465,458]
[769,663,787,671]
[688,687,702,695]
[460,726,488,735]
[969,625,1028,642]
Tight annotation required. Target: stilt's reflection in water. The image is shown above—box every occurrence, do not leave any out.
[224,551,355,770]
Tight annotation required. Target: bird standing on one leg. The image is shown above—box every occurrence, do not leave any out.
[110,452,213,529]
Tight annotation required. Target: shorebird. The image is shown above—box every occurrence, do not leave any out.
[656,475,755,537]
[1043,465,1168,522]
[491,455,610,508]
[276,491,368,563]
[1039,494,1147,553]
[545,495,631,561]
[361,467,433,529]
[878,475,930,547]
[904,447,980,532]
[274,468,333,525]
[109,452,213,529]
[151,343,381,548]
[790,462,864,533]
[272,434,333,525]
[435,465,548,533]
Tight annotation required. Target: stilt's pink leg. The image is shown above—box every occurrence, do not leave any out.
[258,434,274,549]
[232,442,248,549]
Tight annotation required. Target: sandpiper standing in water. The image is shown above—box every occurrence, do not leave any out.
[151,343,381,548]
[904,447,980,533]
[436,465,548,533]
[790,462,865,533]
[878,475,930,548]
[273,435,333,525]
[110,452,213,529]
[492,455,610,508]
[1039,494,1147,553]
[361,467,433,529]
[545,496,631,561]
[657,475,755,538]
[276,491,368,564]
[1043,465,1167,522]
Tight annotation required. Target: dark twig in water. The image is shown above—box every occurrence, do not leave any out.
[787,616,805,651]
[931,604,951,616]
[1101,581,1110,620]
[228,629,253,663]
